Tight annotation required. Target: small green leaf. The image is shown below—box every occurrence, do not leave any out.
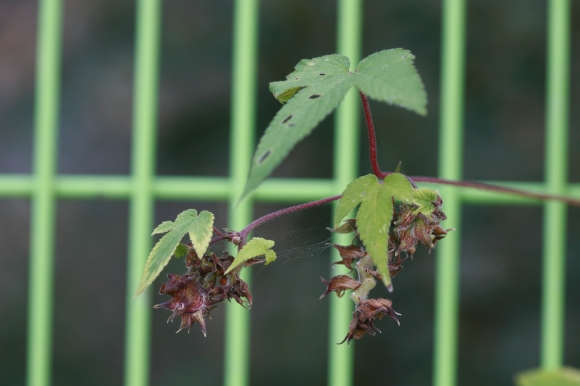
[333,172,425,291]
[354,49,427,116]
[412,188,438,214]
[225,237,276,274]
[515,367,580,386]
[174,243,188,258]
[334,174,378,228]
[356,182,394,290]
[133,209,215,300]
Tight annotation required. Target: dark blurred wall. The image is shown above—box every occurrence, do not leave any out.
[0,1,579,385]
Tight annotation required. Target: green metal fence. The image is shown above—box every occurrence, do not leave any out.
[0,0,577,385]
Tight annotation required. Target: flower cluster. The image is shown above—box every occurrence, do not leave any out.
[324,193,451,343]
[393,195,449,256]
[154,245,259,336]
[341,298,401,345]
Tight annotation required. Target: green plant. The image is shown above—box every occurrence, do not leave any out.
[133,48,580,342]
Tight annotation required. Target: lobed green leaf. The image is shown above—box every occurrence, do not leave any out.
[225,237,276,274]
[334,173,434,291]
[133,209,215,300]
[242,49,427,197]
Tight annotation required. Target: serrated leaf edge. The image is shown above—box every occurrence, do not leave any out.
[187,210,214,257]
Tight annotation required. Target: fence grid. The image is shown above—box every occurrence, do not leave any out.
[0,0,575,385]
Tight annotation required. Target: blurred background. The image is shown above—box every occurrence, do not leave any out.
[1,0,579,385]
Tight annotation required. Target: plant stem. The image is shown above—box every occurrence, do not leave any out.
[359,91,580,206]
[350,254,376,305]
[239,195,342,242]
[410,175,580,206]
[212,226,223,236]
[360,92,388,179]
[209,234,228,246]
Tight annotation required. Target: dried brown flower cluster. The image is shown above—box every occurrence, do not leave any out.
[341,298,401,344]
[324,194,451,343]
[154,245,260,336]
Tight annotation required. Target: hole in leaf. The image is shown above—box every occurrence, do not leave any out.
[282,115,293,124]
[308,94,321,99]
[295,77,299,80]
[257,150,271,165]
[319,73,326,76]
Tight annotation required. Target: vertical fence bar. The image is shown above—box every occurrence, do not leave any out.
[541,0,570,370]
[224,1,259,386]
[26,1,62,385]
[123,1,161,385]
[433,0,466,385]
[327,1,362,385]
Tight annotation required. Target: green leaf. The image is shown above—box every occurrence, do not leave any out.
[412,188,438,214]
[334,174,378,228]
[225,237,276,274]
[242,54,356,198]
[333,172,429,290]
[133,209,215,300]
[354,49,427,116]
[515,367,580,386]
[242,49,427,197]
[356,182,394,290]
[174,243,188,258]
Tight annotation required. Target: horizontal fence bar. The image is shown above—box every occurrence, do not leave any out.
[2,175,578,203]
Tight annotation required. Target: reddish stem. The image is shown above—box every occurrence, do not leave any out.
[360,92,388,179]
[410,175,580,206]
[209,234,228,246]
[239,195,342,242]
[359,91,579,206]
